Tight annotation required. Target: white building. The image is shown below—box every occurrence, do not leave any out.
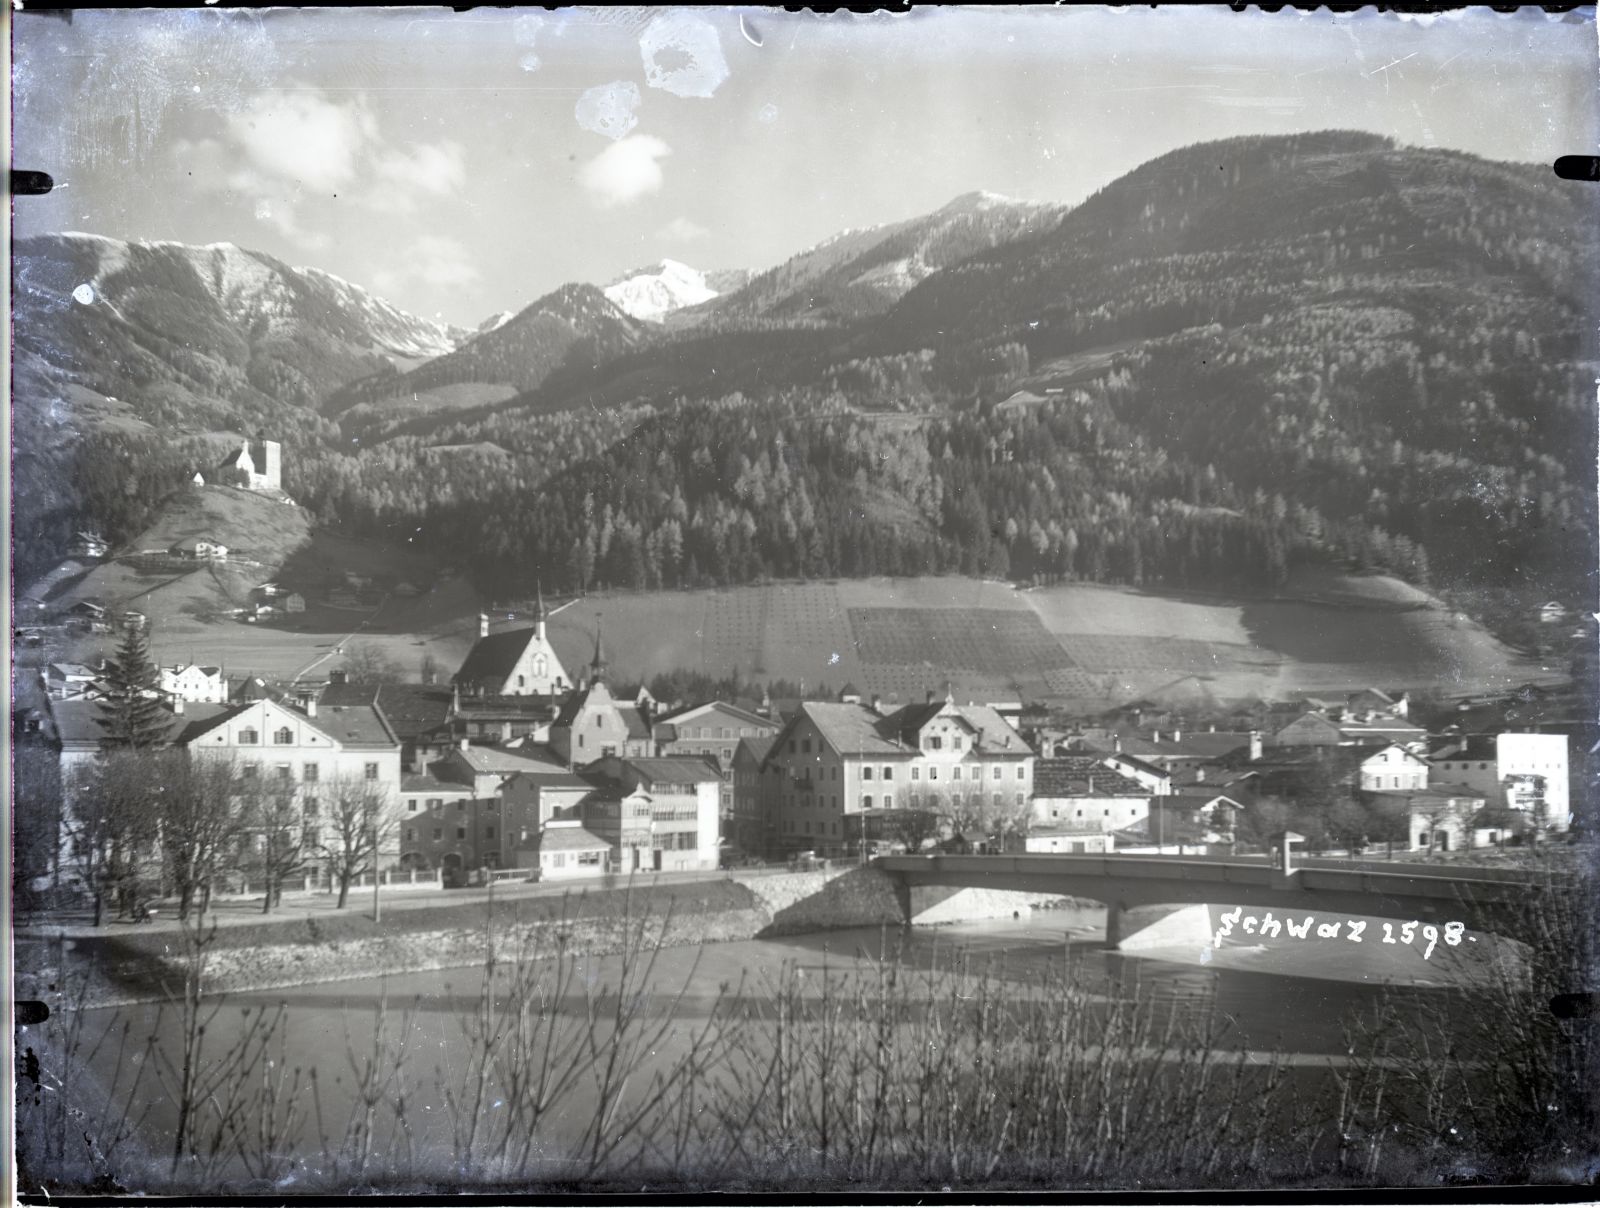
[160,663,230,704]
[1429,733,1571,832]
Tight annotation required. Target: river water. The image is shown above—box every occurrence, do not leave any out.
[56,903,1520,1189]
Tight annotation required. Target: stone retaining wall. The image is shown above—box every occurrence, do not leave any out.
[39,870,1084,1008]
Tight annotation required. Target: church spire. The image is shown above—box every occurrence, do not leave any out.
[535,580,547,641]
[590,614,607,685]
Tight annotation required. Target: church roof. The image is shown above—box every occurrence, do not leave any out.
[453,627,542,688]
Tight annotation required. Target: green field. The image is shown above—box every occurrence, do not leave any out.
[46,510,1553,706]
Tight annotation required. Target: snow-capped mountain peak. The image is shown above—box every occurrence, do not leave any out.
[603,259,719,322]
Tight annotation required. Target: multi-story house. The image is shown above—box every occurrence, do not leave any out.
[159,663,230,704]
[653,700,782,823]
[760,689,1035,859]
[549,636,652,765]
[731,735,779,857]
[1030,757,1150,834]
[1427,732,1571,832]
[179,695,404,867]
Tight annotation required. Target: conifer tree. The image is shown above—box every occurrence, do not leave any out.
[96,627,171,750]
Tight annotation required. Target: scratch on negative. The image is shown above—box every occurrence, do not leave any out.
[1368,53,1418,77]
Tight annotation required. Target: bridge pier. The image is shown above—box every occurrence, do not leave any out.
[1104,902,1128,948]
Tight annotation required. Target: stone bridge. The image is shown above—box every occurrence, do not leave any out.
[875,849,1571,948]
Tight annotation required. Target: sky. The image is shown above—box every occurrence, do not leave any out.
[13,6,1597,328]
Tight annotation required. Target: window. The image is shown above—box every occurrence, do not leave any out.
[912,767,920,781]
[788,741,796,754]
[518,675,525,688]
[304,797,319,817]
[428,798,442,810]
[1418,832,1429,847]
[882,766,893,780]
[1015,793,1025,806]
[457,800,466,812]
[239,728,259,745]
[993,766,1002,780]
[304,762,319,783]
[802,738,812,754]
[862,766,873,781]
[1103,808,1110,817]
[927,736,942,751]
[952,736,963,751]
[242,763,259,779]
[1016,767,1026,780]
[276,764,293,781]
[433,827,444,841]
[863,795,873,809]
[457,827,467,840]
[721,727,730,739]
[594,715,605,729]
[404,827,415,843]
[409,800,419,812]
[578,850,602,865]
[951,767,961,781]
[365,762,379,781]
[929,767,939,781]
[274,727,294,745]
[994,794,1003,807]
[910,793,920,807]
[883,794,892,809]
[1076,809,1084,818]
[485,825,496,839]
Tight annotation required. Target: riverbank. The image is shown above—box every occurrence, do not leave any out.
[17,868,1082,1009]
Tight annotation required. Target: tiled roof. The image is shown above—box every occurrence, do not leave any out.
[735,735,777,764]
[536,825,612,853]
[615,704,651,741]
[452,628,539,687]
[503,767,592,790]
[49,699,239,748]
[300,702,399,748]
[401,768,475,793]
[627,757,721,785]
[1163,792,1243,811]
[653,700,779,736]
[880,701,1030,755]
[455,744,566,774]
[1428,734,1497,761]
[793,701,907,757]
[1033,757,1146,798]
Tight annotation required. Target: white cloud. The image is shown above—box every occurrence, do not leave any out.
[369,140,467,213]
[656,216,709,242]
[224,88,377,193]
[579,134,671,209]
[375,235,481,296]
[175,87,469,246]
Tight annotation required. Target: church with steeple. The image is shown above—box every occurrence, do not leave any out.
[548,617,653,767]
[451,585,570,697]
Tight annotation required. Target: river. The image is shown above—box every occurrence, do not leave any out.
[49,904,1521,1190]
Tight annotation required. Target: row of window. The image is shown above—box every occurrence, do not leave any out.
[403,824,496,843]
[237,760,380,780]
[681,726,762,740]
[407,797,484,813]
[786,791,1031,812]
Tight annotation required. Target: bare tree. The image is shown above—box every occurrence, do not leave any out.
[59,752,161,926]
[156,754,248,922]
[316,774,395,909]
[341,642,405,686]
[13,747,64,896]
[885,806,943,853]
[240,771,306,913]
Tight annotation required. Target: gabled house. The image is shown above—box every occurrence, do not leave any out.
[1270,711,1345,748]
[159,663,229,704]
[652,700,783,820]
[1428,732,1571,832]
[758,686,1035,859]
[452,588,569,697]
[548,632,651,765]
[1030,756,1150,834]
